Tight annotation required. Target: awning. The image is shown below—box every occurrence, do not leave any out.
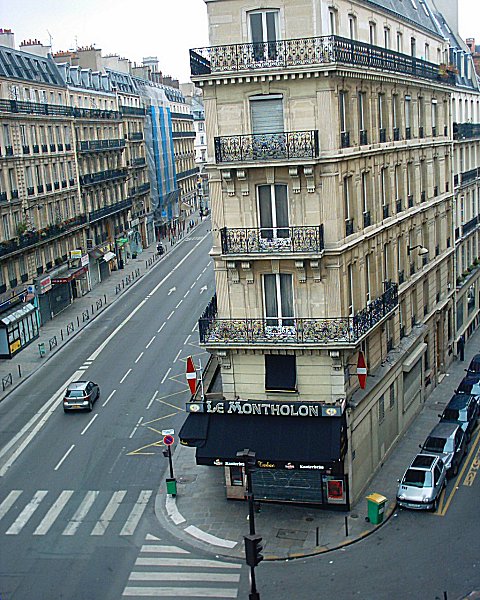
[180,413,346,469]
[89,248,104,260]
[51,266,88,284]
[102,251,116,262]
[0,302,36,327]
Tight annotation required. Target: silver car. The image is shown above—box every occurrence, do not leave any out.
[420,421,467,476]
[396,453,446,511]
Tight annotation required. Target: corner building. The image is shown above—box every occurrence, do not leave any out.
[181,0,461,508]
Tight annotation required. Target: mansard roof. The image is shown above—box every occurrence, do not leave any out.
[365,0,443,37]
[0,45,64,86]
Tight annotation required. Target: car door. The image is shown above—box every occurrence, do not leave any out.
[433,464,443,498]
[455,430,466,466]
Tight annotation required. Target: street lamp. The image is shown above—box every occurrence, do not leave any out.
[407,244,429,256]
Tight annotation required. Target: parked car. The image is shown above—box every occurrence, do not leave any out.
[63,381,100,413]
[466,353,480,374]
[396,453,447,511]
[440,393,479,441]
[420,422,467,477]
[457,373,480,406]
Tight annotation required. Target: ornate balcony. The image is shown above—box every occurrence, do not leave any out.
[128,132,144,141]
[214,130,318,163]
[77,139,126,153]
[462,215,479,236]
[460,168,480,186]
[190,35,444,85]
[79,168,127,187]
[199,283,398,347]
[120,105,147,116]
[88,198,133,223]
[220,225,324,255]
[453,122,480,140]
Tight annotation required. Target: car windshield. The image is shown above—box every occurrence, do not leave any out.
[443,408,467,422]
[403,469,432,487]
[423,436,453,453]
[66,390,85,398]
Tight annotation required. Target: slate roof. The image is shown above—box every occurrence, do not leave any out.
[365,0,442,37]
[0,45,64,86]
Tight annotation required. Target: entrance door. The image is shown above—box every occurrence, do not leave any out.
[249,10,279,63]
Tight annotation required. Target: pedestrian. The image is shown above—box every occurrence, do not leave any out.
[457,334,465,361]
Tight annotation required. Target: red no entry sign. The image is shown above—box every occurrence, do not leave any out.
[163,435,174,446]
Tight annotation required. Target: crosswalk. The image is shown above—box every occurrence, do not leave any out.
[122,534,242,598]
[0,489,152,537]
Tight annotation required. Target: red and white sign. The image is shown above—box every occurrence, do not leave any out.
[357,351,367,389]
[186,356,197,395]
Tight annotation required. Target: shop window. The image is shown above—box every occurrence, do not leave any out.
[265,354,297,392]
[230,466,244,486]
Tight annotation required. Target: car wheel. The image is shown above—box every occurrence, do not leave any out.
[87,401,93,412]
[431,496,439,512]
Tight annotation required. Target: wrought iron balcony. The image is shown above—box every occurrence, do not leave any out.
[0,99,72,117]
[128,132,144,141]
[199,283,398,347]
[462,215,479,236]
[396,198,403,213]
[79,168,128,187]
[88,198,133,223]
[420,190,426,202]
[382,204,389,219]
[220,225,324,255]
[453,122,480,140]
[120,105,147,116]
[405,127,411,140]
[407,194,414,208]
[214,130,319,163]
[72,107,120,120]
[340,131,350,148]
[77,139,126,153]
[398,270,405,284]
[345,218,354,236]
[359,129,368,145]
[460,168,480,185]
[131,157,147,167]
[393,127,400,141]
[379,128,386,143]
[190,35,444,86]
[363,211,371,228]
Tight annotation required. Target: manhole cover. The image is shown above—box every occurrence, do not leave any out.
[277,529,308,541]
[305,517,314,522]
[177,475,197,484]
[350,513,359,519]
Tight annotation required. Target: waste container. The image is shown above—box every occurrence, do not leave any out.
[166,478,177,497]
[366,493,387,524]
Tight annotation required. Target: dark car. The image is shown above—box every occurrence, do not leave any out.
[440,393,479,442]
[466,353,480,374]
[63,381,100,412]
[420,422,467,477]
[457,374,480,406]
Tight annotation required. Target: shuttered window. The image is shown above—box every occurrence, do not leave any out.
[250,96,284,134]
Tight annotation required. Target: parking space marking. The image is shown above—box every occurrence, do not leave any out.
[463,441,480,487]
[184,335,191,345]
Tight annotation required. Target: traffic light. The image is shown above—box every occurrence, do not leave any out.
[244,534,263,567]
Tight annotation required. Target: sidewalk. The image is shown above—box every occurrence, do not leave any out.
[0,217,202,404]
[156,327,480,561]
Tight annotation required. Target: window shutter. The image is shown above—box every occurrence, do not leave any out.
[251,97,283,134]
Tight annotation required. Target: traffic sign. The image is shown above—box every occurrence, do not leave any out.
[186,355,197,395]
[163,435,174,446]
[161,429,174,436]
[357,351,367,389]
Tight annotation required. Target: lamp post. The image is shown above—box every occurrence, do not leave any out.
[237,448,262,600]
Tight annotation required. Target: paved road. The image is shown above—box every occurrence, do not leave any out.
[0,224,245,599]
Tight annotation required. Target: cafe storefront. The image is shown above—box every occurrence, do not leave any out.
[180,399,349,508]
[0,292,40,358]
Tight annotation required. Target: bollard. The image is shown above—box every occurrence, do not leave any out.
[104,294,106,304]
[344,515,349,536]
[18,364,21,378]
[77,316,80,327]
[61,329,64,341]
[316,526,319,546]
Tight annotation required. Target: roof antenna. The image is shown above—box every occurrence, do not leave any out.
[46,29,53,48]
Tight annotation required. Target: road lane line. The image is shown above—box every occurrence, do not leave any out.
[63,491,99,535]
[91,490,127,536]
[161,368,171,384]
[184,335,191,345]
[5,490,48,535]
[175,299,183,308]
[135,352,144,363]
[183,290,190,298]
[81,414,98,436]
[167,311,175,320]
[103,389,116,407]
[196,274,202,281]
[0,490,22,522]
[54,444,75,471]
[157,323,166,333]
[146,336,156,349]
[120,368,132,383]
[34,490,74,535]
[191,324,197,332]
[190,283,195,289]
[174,350,181,363]
[129,417,143,439]
[146,391,158,410]
[120,490,152,536]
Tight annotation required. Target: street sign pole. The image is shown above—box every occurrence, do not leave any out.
[199,358,205,401]
[167,445,174,479]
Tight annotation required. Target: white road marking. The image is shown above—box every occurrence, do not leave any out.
[174,350,181,363]
[175,299,183,309]
[190,283,195,289]
[0,490,22,522]
[165,495,186,525]
[34,490,74,535]
[184,335,191,345]
[146,336,156,349]
[54,444,75,471]
[184,525,238,548]
[135,352,144,363]
[134,558,241,569]
[120,368,132,383]
[62,491,99,536]
[146,391,158,410]
[140,545,189,554]
[183,290,190,298]
[167,311,174,320]
[129,417,143,439]
[122,587,238,597]
[120,490,152,536]
[91,490,127,536]
[161,368,171,384]
[103,389,116,407]
[128,573,240,583]
[6,490,48,535]
[196,274,202,281]
[202,266,208,273]
[80,414,98,436]
[191,324,197,333]
[157,323,166,333]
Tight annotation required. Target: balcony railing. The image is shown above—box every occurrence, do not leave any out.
[393,127,400,141]
[453,122,480,140]
[131,157,147,167]
[190,35,446,86]
[460,167,480,186]
[214,130,319,163]
[77,139,126,153]
[79,168,127,187]
[359,129,368,145]
[396,198,402,213]
[462,215,479,236]
[363,211,371,227]
[340,131,350,148]
[199,283,398,346]
[220,225,324,255]
[407,194,414,208]
[88,198,133,223]
[120,105,147,116]
[405,127,411,140]
[128,132,144,141]
[379,128,386,143]
[0,99,120,120]
[72,107,120,120]
[345,218,354,236]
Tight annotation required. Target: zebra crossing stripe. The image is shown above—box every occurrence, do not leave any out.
[135,558,242,569]
[62,490,99,536]
[120,490,152,536]
[140,544,189,554]
[128,572,241,583]
[91,490,127,536]
[0,490,22,522]
[123,587,238,598]
[34,490,74,535]
[6,490,48,535]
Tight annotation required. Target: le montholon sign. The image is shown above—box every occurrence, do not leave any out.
[186,398,345,417]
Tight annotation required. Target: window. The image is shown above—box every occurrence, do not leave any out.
[411,37,416,57]
[397,32,403,53]
[381,167,389,211]
[263,273,294,327]
[229,466,244,486]
[344,176,352,221]
[249,10,279,61]
[431,99,437,136]
[250,95,283,134]
[369,22,376,45]
[361,172,369,216]
[258,184,289,241]
[378,394,385,422]
[424,43,430,61]
[365,253,371,304]
[418,96,425,135]
[358,92,367,143]
[265,354,297,391]
[348,14,357,40]
[383,243,390,281]
[348,264,354,316]
[339,91,349,147]
[405,95,411,137]
[329,8,338,35]
[384,27,390,49]
[378,93,386,141]
[392,94,400,139]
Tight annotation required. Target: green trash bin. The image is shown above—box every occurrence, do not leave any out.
[166,478,177,497]
[366,493,387,524]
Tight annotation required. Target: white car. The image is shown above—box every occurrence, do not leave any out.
[396,453,446,511]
